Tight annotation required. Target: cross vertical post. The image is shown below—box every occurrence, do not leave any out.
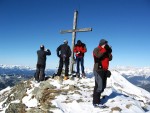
[70,10,78,73]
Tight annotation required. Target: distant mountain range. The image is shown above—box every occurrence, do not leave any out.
[0,64,56,75]
[0,64,55,90]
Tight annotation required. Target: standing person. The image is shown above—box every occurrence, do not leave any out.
[74,40,87,78]
[35,45,51,82]
[56,40,71,80]
[93,39,112,107]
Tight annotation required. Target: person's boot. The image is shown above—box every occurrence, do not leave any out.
[64,76,69,80]
[76,73,80,78]
[82,73,86,78]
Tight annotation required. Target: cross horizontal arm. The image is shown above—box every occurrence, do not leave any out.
[60,29,74,34]
[76,28,92,32]
[60,28,92,34]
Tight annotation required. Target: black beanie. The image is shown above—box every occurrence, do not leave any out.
[40,45,44,50]
[77,40,82,45]
[99,39,108,46]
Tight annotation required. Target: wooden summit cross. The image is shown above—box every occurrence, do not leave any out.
[60,10,92,74]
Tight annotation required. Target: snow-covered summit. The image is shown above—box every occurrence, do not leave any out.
[0,70,150,113]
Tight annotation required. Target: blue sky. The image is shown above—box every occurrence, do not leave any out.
[0,0,150,69]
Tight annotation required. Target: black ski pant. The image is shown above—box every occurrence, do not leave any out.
[35,64,45,82]
[57,57,69,76]
[93,70,107,104]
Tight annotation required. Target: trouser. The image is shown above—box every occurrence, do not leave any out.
[35,64,45,81]
[93,70,107,104]
[76,57,85,74]
[57,57,69,76]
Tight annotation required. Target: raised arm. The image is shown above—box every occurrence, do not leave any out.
[93,47,105,59]
[46,49,51,55]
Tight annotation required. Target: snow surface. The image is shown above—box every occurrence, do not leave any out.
[0,69,150,113]
[0,87,11,95]
[50,72,150,113]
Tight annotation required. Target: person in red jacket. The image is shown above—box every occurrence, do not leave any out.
[93,39,112,107]
[74,40,87,78]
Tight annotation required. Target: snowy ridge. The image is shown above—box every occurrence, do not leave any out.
[110,70,150,103]
[0,70,150,113]
[111,66,150,92]
[112,66,150,77]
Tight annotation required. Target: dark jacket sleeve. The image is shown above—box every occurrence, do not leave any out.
[46,49,51,55]
[93,47,105,59]
[68,46,71,57]
[82,43,87,53]
[57,45,61,57]
[105,45,113,61]
[109,54,113,61]
[105,44,112,54]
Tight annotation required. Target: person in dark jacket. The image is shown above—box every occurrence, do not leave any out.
[93,39,112,107]
[73,40,87,78]
[35,45,51,82]
[56,40,71,80]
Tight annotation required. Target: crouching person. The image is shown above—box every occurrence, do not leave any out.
[35,45,51,82]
